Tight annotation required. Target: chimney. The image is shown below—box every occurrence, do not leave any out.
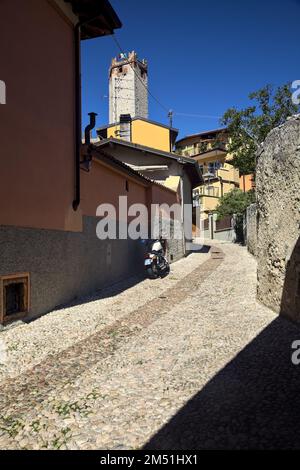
[119,114,132,142]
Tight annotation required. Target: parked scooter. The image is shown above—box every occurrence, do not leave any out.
[144,239,170,279]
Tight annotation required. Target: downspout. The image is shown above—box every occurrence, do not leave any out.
[84,112,98,145]
[219,176,224,197]
[180,175,186,255]
[73,21,82,211]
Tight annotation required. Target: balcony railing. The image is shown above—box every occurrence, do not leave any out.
[194,186,220,198]
[178,141,228,158]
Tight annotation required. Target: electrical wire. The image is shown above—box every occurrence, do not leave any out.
[174,112,222,119]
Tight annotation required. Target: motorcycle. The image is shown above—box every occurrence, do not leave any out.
[144,239,170,279]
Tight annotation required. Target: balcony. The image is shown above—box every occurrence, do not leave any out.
[198,186,220,197]
[193,187,220,211]
[199,195,219,212]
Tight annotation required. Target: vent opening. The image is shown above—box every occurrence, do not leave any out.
[5,282,25,316]
[1,274,29,324]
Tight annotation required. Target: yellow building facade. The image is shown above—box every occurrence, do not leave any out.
[175,129,240,218]
[97,117,178,153]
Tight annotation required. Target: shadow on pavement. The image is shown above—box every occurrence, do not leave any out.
[25,274,146,323]
[186,243,211,255]
[144,315,300,450]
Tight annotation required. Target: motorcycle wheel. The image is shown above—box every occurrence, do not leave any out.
[160,263,170,278]
[146,266,159,279]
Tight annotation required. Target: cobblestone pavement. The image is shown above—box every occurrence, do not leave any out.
[0,242,299,450]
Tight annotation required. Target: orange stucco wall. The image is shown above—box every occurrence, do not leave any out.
[0,1,180,234]
[240,174,255,192]
[81,158,179,225]
[81,159,148,221]
[150,184,179,218]
[0,0,78,231]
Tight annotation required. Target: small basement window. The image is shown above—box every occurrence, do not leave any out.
[0,273,30,324]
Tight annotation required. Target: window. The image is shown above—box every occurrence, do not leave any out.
[210,161,221,170]
[125,180,129,192]
[0,273,30,324]
[193,189,200,207]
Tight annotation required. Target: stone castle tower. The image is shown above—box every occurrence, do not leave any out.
[109,51,148,124]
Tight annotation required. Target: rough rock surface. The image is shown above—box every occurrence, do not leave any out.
[245,203,257,257]
[256,115,300,321]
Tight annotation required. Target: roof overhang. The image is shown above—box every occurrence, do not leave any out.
[82,144,151,186]
[97,117,179,139]
[176,128,228,147]
[84,144,178,194]
[193,148,227,162]
[95,138,203,188]
[65,0,122,39]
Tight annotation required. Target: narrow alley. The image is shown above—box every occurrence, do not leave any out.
[1,243,299,450]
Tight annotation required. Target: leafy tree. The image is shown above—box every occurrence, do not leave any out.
[216,188,256,243]
[216,188,255,220]
[221,83,300,175]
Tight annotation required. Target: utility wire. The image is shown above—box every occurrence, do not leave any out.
[174,112,222,119]
[111,34,223,124]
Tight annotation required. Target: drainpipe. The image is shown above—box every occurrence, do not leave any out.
[80,112,98,173]
[219,176,224,197]
[84,112,98,145]
[73,21,82,211]
[180,176,186,255]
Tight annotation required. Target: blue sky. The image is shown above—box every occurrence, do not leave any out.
[81,0,300,140]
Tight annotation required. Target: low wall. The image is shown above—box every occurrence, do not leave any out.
[0,216,185,322]
[0,217,144,320]
[213,228,235,242]
[203,214,235,242]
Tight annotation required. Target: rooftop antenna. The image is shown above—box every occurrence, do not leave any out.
[168,109,173,128]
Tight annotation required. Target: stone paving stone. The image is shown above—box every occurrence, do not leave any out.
[1,242,296,450]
